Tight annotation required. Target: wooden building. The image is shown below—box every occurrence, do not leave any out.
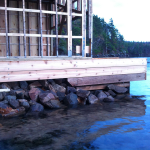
[0,0,147,90]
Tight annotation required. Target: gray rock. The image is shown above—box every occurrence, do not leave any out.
[29,81,42,89]
[1,100,8,104]
[15,89,25,99]
[39,80,49,89]
[108,90,116,97]
[94,90,102,96]
[5,95,16,101]
[97,91,108,101]
[104,91,110,96]
[107,84,128,94]
[45,100,64,109]
[19,81,28,90]
[64,93,78,105]
[56,92,65,102]
[115,94,126,100]
[0,83,11,89]
[53,84,66,93]
[30,103,44,112]
[8,82,20,90]
[29,100,37,106]
[18,99,30,110]
[67,86,76,94]
[0,92,4,101]
[54,79,63,85]
[103,96,114,102]
[77,90,90,98]
[29,88,42,101]
[8,99,20,109]
[87,94,99,104]
[47,79,56,86]
[77,97,87,105]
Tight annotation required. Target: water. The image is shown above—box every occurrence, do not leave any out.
[0,58,150,150]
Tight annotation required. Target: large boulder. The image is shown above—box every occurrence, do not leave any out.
[97,91,108,101]
[8,99,20,109]
[30,103,44,112]
[15,89,25,99]
[39,92,63,108]
[19,81,28,90]
[18,99,30,110]
[77,90,90,98]
[29,88,42,101]
[67,86,76,94]
[29,81,42,89]
[0,102,25,117]
[87,94,99,104]
[64,93,78,105]
[103,96,114,102]
[107,84,128,94]
[52,84,66,93]
[56,92,65,102]
[0,92,4,101]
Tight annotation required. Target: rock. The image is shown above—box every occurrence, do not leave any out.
[45,100,64,109]
[5,95,16,101]
[19,81,28,90]
[1,100,8,104]
[60,83,67,88]
[104,91,110,96]
[15,89,25,99]
[97,91,108,101]
[108,90,116,97]
[77,90,90,98]
[67,86,76,94]
[87,94,99,104]
[29,81,42,89]
[8,99,20,109]
[39,93,56,103]
[94,90,102,96]
[18,99,30,110]
[0,93,4,101]
[64,93,78,105]
[115,94,126,100]
[5,90,16,96]
[24,91,30,100]
[56,92,65,102]
[47,79,56,85]
[54,79,63,85]
[0,83,11,89]
[30,103,44,112]
[48,84,56,93]
[8,82,20,90]
[29,88,42,101]
[107,84,128,94]
[0,102,25,117]
[103,96,114,102]
[39,80,49,89]
[53,84,66,93]
[77,97,87,105]
[49,90,58,99]
[29,100,37,106]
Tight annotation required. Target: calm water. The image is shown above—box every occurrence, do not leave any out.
[0,58,150,150]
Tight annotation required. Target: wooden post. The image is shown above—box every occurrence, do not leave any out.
[4,0,9,57]
[39,0,43,57]
[27,2,31,56]
[7,0,10,56]
[77,0,81,11]
[82,0,86,57]
[55,0,58,57]
[88,0,93,57]
[67,0,72,57]
[17,0,21,56]
[22,0,26,58]
[46,5,49,56]
[38,0,41,56]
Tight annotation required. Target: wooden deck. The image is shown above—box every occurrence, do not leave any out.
[0,58,147,84]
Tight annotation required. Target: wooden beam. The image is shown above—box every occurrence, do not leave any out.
[0,89,10,92]
[0,66,146,82]
[76,82,130,91]
[68,73,146,86]
[55,0,58,56]
[0,58,147,72]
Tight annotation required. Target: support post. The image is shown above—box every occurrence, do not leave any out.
[55,0,58,57]
[77,0,81,11]
[82,0,86,57]
[22,0,26,57]
[4,0,9,57]
[46,4,49,56]
[39,0,43,57]
[7,0,10,56]
[38,0,40,56]
[67,0,72,57]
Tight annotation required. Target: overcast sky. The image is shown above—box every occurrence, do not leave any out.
[93,0,150,42]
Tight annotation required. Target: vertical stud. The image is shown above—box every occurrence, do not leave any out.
[55,0,58,57]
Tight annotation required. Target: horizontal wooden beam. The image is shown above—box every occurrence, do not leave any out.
[0,58,147,72]
[0,66,146,82]
[0,89,10,92]
[68,73,146,86]
[76,82,130,91]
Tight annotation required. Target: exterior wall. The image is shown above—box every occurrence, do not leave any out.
[0,0,93,58]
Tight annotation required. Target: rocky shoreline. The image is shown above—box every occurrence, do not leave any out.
[0,79,130,118]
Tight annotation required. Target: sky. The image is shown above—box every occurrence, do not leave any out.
[93,0,150,42]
